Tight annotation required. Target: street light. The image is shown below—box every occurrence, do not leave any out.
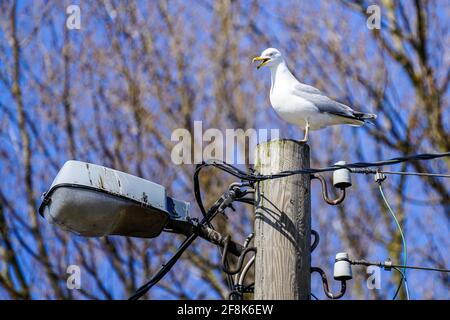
[38,160,190,238]
[39,160,249,300]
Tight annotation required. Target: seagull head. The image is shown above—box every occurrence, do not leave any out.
[252,48,283,69]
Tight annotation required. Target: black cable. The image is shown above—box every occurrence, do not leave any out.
[128,197,225,300]
[393,265,450,272]
[197,152,450,182]
[392,267,405,300]
[351,169,450,178]
[193,164,237,292]
[221,237,256,275]
[311,230,320,252]
[392,278,403,300]
[193,164,211,226]
[350,259,450,273]
[310,293,319,300]
[128,233,196,300]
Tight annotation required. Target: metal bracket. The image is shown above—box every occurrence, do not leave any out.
[311,267,346,299]
[374,171,386,183]
[311,173,346,205]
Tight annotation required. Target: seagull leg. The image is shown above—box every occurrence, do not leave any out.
[299,122,310,143]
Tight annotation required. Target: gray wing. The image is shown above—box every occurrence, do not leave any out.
[292,83,355,118]
[294,82,323,95]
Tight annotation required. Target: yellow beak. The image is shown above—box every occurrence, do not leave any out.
[252,56,270,69]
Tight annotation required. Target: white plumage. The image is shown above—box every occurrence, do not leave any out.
[253,48,377,142]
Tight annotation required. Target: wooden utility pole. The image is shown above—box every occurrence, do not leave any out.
[254,139,311,300]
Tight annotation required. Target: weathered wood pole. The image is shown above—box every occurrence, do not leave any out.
[254,139,311,299]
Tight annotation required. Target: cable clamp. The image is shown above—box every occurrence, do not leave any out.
[374,170,386,183]
[384,258,393,271]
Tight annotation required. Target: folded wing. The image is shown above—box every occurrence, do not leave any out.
[293,83,376,123]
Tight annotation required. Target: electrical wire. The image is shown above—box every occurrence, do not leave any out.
[238,255,255,287]
[348,258,449,298]
[380,171,450,178]
[352,169,450,178]
[193,170,253,295]
[350,259,450,273]
[391,265,450,272]
[392,267,405,300]
[128,233,196,300]
[310,293,319,300]
[193,164,212,225]
[311,230,320,252]
[235,233,255,286]
[128,196,225,300]
[378,182,410,300]
[197,152,450,182]
[193,164,240,293]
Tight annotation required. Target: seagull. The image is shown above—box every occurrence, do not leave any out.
[252,48,377,142]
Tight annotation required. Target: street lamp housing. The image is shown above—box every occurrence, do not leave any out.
[38,161,190,238]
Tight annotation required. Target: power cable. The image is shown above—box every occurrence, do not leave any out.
[128,196,226,300]
[310,293,319,300]
[392,267,405,300]
[197,152,450,182]
[352,169,450,178]
[378,181,410,300]
[128,233,196,300]
[350,259,450,273]
[193,164,236,292]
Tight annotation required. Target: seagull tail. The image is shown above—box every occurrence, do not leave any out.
[332,111,377,127]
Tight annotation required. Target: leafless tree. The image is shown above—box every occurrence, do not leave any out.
[0,0,447,299]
